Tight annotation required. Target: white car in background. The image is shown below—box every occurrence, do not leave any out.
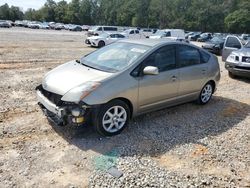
[149,29,185,41]
[85,33,127,47]
[121,29,146,39]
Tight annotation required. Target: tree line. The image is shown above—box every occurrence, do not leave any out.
[0,0,249,33]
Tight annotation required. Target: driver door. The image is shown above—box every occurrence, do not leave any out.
[138,45,180,113]
[222,36,243,62]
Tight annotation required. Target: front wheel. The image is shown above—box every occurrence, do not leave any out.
[197,82,213,105]
[93,100,130,136]
[98,40,105,48]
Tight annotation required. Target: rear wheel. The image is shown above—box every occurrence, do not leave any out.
[98,40,105,48]
[197,82,213,105]
[93,100,130,136]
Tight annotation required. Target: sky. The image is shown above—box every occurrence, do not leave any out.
[0,0,71,11]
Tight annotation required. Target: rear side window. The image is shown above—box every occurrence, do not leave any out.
[135,30,139,34]
[117,34,125,38]
[225,37,241,48]
[200,50,210,64]
[178,45,200,67]
[104,27,117,31]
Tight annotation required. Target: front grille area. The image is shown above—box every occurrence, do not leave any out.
[242,56,250,63]
[37,85,63,106]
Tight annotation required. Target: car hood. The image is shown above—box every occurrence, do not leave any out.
[42,60,112,95]
[232,47,250,56]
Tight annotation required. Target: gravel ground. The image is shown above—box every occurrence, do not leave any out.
[0,27,250,188]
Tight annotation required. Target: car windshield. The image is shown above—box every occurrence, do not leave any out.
[210,37,224,43]
[80,42,150,73]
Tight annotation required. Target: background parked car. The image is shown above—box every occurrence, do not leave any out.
[54,23,64,30]
[86,32,126,47]
[27,21,41,29]
[202,37,225,55]
[39,23,49,29]
[69,25,83,31]
[121,29,146,39]
[188,32,202,41]
[0,20,11,28]
[197,33,212,42]
[224,38,250,78]
[149,29,185,41]
[87,26,119,36]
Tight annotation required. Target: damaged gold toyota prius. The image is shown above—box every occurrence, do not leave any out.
[36,39,220,136]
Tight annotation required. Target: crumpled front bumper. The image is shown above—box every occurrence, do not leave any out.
[37,90,65,118]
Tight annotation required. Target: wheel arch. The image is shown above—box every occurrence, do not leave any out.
[107,97,134,119]
[207,80,216,93]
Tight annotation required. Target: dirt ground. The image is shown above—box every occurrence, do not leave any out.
[0,28,249,188]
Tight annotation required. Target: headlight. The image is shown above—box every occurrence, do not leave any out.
[61,82,100,102]
[226,54,236,63]
[214,44,220,48]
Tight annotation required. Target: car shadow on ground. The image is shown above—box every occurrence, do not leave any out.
[232,76,250,84]
[49,96,250,157]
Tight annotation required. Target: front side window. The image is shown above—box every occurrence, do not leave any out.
[178,45,200,67]
[143,45,176,72]
[81,42,150,72]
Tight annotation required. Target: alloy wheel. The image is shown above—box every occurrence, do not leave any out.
[102,106,127,133]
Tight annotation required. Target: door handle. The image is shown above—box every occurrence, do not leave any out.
[171,76,177,81]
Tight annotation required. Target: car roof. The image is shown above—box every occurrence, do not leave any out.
[117,39,184,47]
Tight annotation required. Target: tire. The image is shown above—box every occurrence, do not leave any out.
[228,71,236,79]
[93,100,130,136]
[98,40,105,48]
[197,82,214,105]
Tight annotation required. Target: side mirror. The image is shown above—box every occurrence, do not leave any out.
[143,66,159,75]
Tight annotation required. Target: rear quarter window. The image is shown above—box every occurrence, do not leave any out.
[200,50,210,64]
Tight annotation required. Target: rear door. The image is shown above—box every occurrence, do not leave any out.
[222,36,243,62]
[177,44,209,98]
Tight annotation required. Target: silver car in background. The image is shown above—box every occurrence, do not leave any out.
[36,40,220,136]
[224,38,250,78]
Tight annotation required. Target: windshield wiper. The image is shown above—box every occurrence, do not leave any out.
[79,60,102,71]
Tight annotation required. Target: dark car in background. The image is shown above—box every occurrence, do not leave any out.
[202,37,225,55]
[197,33,212,42]
[69,25,83,32]
[188,32,201,41]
